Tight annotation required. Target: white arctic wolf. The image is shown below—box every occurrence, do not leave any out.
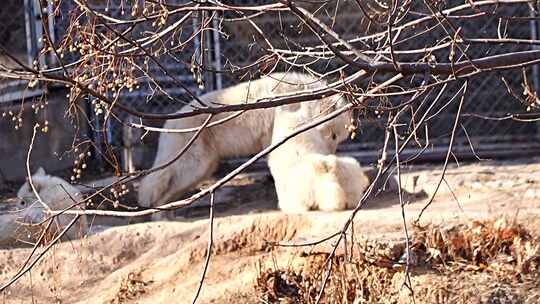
[3,167,88,243]
[272,154,369,212]
[268,104,369,212]
[138,72,352,220]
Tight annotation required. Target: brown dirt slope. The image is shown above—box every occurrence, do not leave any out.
[0,159,539,303]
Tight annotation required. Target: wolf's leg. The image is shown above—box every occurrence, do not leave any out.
[140,133,220,221]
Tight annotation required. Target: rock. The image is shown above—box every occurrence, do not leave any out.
[524,188,540,199]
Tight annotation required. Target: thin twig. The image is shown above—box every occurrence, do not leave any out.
[191,191,215,304]
[0,215,82,291]
[417,80,468,221]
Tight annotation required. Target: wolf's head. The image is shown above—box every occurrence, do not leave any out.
[0,168,51,242]
[17,167,82,211]
[13,167,59,224]
[0,168,88,246]
[317,94,353,148]
[16,167,47,206]
[274,93,352,154]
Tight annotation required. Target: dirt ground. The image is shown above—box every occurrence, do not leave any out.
[0,157,540,303]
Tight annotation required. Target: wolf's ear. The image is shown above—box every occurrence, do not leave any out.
[34,167,46,176]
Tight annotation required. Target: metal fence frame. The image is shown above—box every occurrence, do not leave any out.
[0,0,45,104]
[2,0,539,171]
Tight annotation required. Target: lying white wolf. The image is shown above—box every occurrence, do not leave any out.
[1,167,89,244]
[138,72,352,220]
[273,154,369,212]
[268,104,368,212]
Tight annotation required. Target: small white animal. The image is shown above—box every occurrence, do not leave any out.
[286,154,368,212]
[271,153,369,212]
[13,167,88,241]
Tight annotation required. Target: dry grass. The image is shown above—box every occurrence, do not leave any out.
[412,218,540,273]
[256,253,399,303]
[110,271,153,304]
[255,218,540,303]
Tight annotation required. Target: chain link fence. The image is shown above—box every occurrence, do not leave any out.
[2,1,539,171]
[0,0,44,104]
[51,0,206,170]
[216,0,540,160]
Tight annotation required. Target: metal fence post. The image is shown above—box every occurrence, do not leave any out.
[530,5,540,143]
[122,115,135,174]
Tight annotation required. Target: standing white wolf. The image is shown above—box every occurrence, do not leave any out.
[138,73,352,220]
[11,167,88,241]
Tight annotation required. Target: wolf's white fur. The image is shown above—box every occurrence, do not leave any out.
[268,105,367,212]
[138,73,352,220]
[14,167,88,240]
[271,154,369,212]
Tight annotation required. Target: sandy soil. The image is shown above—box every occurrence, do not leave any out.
[0,157,539,303]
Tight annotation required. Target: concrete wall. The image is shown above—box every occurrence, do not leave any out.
[0,89,86,183]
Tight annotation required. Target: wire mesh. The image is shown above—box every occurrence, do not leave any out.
[215,0,540,157]
[3,0,539,170]
[51,0,205,167]
[0,0,36,103]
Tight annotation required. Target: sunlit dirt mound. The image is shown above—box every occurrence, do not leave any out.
[1,213,540,304]
[1,160,540,303]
